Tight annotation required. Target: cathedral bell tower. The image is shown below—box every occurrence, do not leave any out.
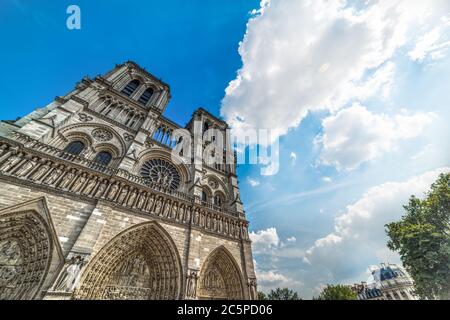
[0,61,257,300]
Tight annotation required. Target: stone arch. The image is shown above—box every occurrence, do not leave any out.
[201,185,213,204]
[213,190,226,208]
[92,143,120,159]
[64,132,93,153]
[140,83,160,105]
[202,174,231,200]
[197,246,245,300]
[0,198,64,300]
[59,123,127,157]
[74,221,183,300]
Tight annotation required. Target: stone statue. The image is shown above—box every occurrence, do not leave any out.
[60,171,76,189]
[171,203,178,219]
[117,187,129,204]
[95,180,107,198]
[14,159,36,177]
[53,256,84,292]
[107,183,120,200]
[0,155,21,173]
[136,193,146,210]
[127,189,137,207]
[73,174,87,193]
[163,200,171,217]
[30,163,50,181]
[154,198,162,215]
[146,195,155,212]
[82,177,98,196]
[45,168,62,185]
[248,279,258,300]
[186,271,198,299]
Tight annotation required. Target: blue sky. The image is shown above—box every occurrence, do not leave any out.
[0,0,258,125]
[1,0,449,298]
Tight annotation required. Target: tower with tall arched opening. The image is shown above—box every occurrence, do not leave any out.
[0,61,256,300]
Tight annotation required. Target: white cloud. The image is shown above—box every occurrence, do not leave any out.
[247,177,261,187]
[317,104,435,170]
[322,177,333,183]
[221,0,450,144]
[286,237,296,243]
[290,152,297,165]
[250,227,280,253]
[257,270,289,283]
[250,227,301,258]
[409,17,450,62]
[255,269,302,293]
[304,167,449,282]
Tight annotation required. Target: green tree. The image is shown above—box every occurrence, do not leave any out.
[386,173,450,300]
[316,284,357,300]
[258,291,268,300]
[267,288,300,300]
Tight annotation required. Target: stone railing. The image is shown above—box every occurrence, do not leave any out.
[0,137,249,241]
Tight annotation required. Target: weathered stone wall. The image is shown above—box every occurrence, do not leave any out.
[0,179,94,255]
[0,177,252,299]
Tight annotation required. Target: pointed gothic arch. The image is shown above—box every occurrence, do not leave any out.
[197,246,245,300]
[0,198,64,300]
[74,221,182,300]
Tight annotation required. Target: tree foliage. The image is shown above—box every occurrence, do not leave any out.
[315,284,357,300]
[257,291,268,300]
[386,173,450,300]
[266,288,301,300]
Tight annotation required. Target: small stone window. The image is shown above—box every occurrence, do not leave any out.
[202,191,208,203]
[64,141,85,156]
[121,80,140,97]
[138,88,154,106]
[214,195,223,207]
[94,151,112,166]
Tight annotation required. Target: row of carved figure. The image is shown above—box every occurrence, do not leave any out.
[0,143,249,240]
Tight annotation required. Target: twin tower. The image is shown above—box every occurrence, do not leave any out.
[0,61,257,300]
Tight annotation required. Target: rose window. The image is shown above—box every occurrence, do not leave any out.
[140,159,181,190]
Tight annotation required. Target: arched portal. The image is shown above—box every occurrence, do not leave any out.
[74,222,182,300]
[0,211,54,300]
[197,246,245,300]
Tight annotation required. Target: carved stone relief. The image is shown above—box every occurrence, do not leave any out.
[92,128,113,142]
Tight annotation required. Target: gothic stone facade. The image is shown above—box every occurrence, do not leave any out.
[0,61,257,300]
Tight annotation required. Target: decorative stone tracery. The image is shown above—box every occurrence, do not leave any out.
[92,128,113,142]
[140,159,181,190]
[0,211,53,300]
[74,222,182,300]
[197,247,245,300]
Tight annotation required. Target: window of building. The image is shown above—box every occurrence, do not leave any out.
[121,80,140,97]
[214,194,222,207]
[203,122,210,134]
[202,191,208,203]
[64,141,85,156]
[94,151,112,166]
[138,88,153,106]
[140,159,181,190]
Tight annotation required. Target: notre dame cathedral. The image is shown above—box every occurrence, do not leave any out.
[0,61,257,300]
